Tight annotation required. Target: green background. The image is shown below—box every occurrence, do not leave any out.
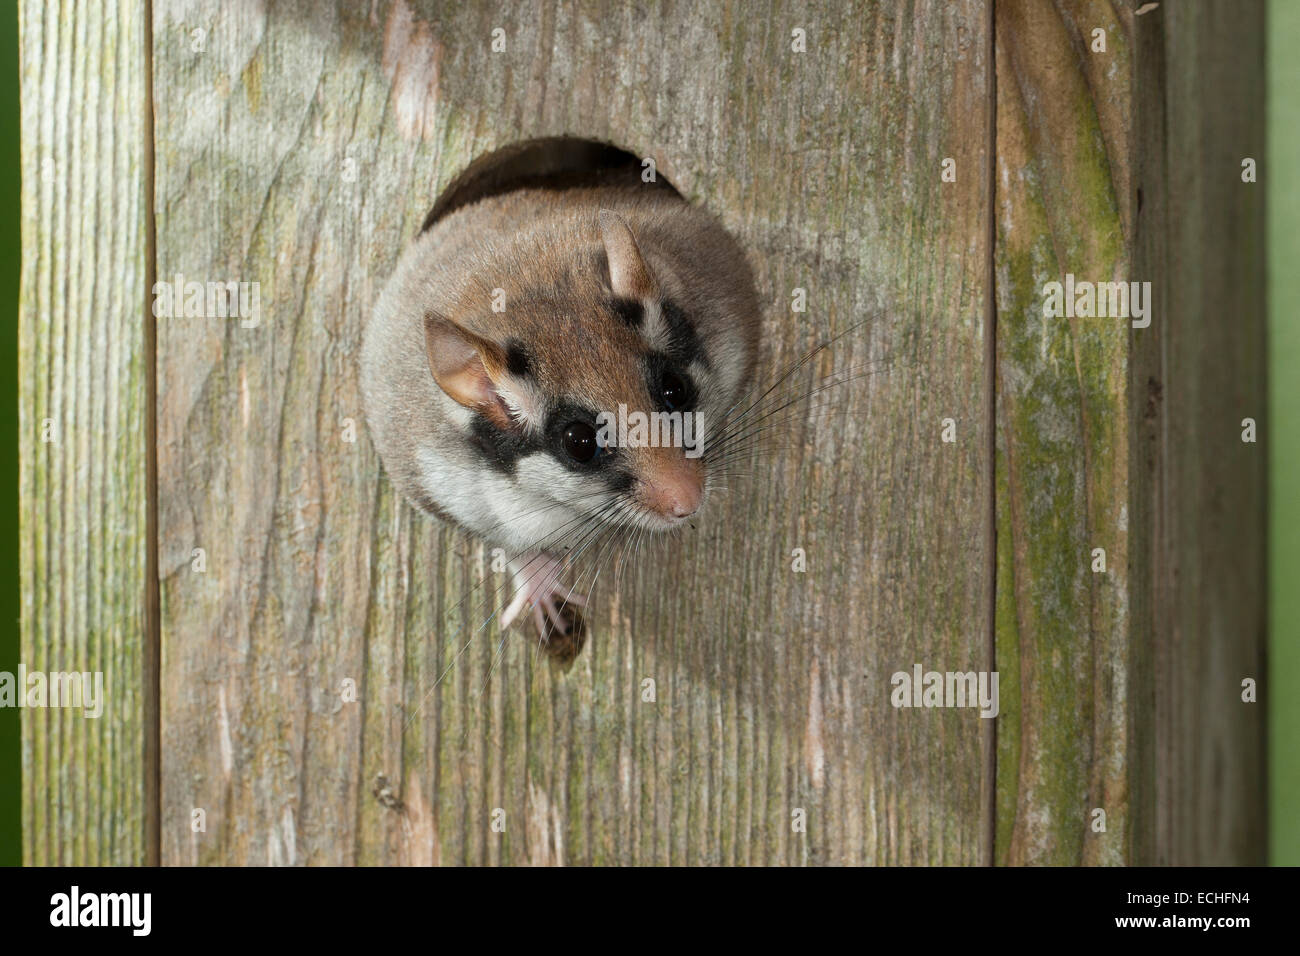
[1,3,1296,866]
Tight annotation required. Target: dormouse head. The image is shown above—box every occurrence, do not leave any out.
[422,206,756,548]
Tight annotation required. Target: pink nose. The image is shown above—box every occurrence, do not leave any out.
[641,469,703,519]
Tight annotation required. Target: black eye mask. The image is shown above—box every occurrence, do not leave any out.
[659,299,709,369]
[644,353,698,413]
[471,404,629,492]
[543,400,622,473]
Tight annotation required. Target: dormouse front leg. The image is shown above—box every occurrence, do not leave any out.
[500,550,589,639]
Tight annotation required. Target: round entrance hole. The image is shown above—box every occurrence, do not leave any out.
[421,137,681,234]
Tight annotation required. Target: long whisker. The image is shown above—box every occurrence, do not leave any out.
[476,497,632,694]
[704,358,905,465]
[705,355,901,458]
[404,495,624,728]
[409,314,889,720]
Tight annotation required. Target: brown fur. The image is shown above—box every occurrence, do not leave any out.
[360,180,761,657]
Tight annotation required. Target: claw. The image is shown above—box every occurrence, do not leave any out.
[541,596,570,635]
[501,552,589,640]
[558,589,588,609]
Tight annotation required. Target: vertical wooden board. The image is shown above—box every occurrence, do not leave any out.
[1130,0,1267,865]
[18,0,150,864]
[155,0,991,864]
[993,0,1133,864]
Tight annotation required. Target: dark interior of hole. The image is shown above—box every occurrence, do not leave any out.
[421,137,681,234]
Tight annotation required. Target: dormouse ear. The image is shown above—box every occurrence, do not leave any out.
[599,209,655,299]
[423,310,508,412]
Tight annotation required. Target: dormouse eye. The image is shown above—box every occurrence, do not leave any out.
[659,370,690,411]
[561,421,601,463]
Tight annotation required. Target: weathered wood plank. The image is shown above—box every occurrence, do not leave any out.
[1130,0,1267,865]
[154,0,991,864]
[993,0,1134,867]
[1266,0,1300,867]
[18,0,150,865]
[994,0,1267,864]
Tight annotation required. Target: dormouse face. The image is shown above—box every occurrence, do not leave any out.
[423,209,750,551]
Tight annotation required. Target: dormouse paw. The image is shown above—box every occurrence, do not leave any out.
[501,552,589,663]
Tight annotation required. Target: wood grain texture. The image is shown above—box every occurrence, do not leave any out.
[152,0,991,864]
[1130,0,1268,865]
[994,0,1267,864]
[18,0,150,865]
[17,0,1268,867]
[993,0,1134,867]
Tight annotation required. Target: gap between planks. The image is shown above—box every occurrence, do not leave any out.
[981,0,999,868]
[142,0,161,868]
